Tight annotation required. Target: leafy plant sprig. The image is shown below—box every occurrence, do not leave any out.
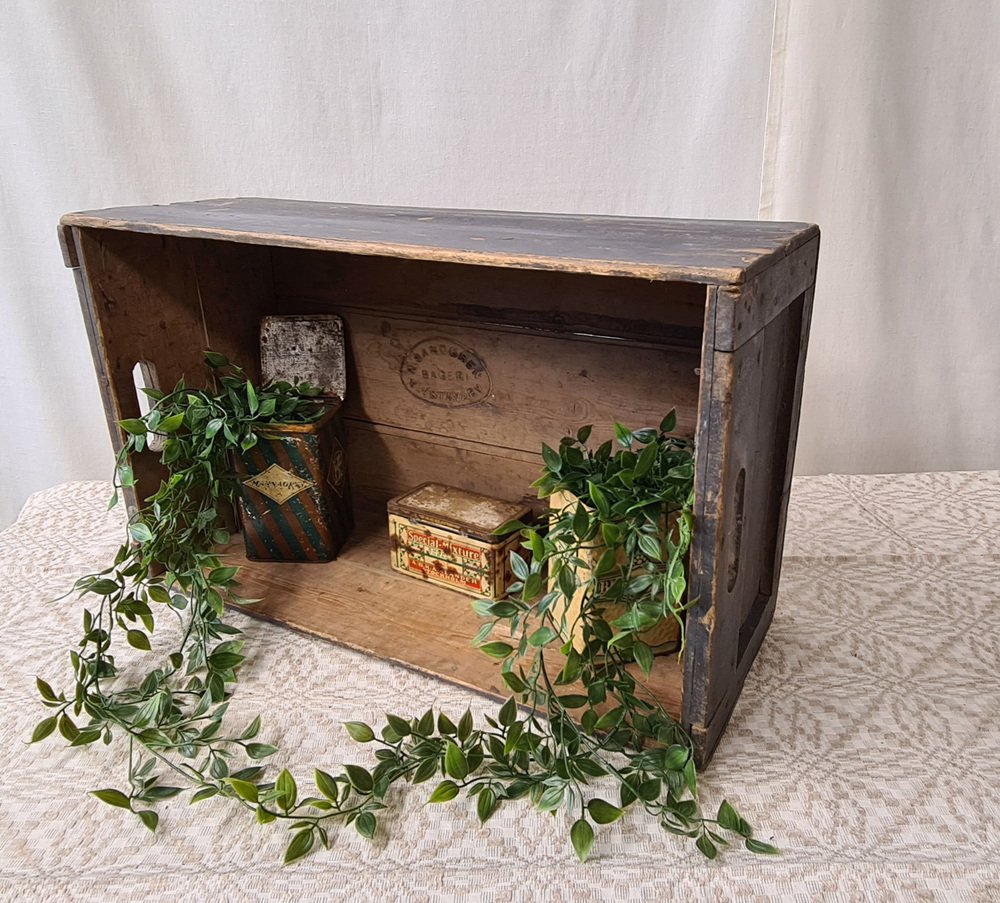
[33,357,776,863]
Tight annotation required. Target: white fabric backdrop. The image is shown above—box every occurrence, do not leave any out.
[1,0,997,525]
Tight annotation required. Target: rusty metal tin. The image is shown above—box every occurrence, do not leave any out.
[387,482,530,599]
[234,403,353,562]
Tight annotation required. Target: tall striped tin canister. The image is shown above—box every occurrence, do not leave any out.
[233,403,353,562]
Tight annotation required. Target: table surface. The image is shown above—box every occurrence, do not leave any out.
[1,472,998,902]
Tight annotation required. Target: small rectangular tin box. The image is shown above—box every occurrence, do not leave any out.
[387,483,531,599]
[234,315,354,562]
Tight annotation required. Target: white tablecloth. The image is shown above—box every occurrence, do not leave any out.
[1,473,998,902]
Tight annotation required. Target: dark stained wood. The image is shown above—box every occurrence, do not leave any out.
[712,234,820,352]
[683,246,817,763]
[228,507,684,718]
[61,197,818,286]
[272,247,708,349]
[61,199,820,767]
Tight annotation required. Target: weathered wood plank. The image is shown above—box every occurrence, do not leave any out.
[228,508,684,718]
[712,234,820,351]
[272,247,707,348]
[61,198,818,285]
[337,311,701,457]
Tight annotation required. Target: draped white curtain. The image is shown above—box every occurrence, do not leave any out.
[1,0,997,525]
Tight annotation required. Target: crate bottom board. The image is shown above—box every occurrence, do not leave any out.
[224,507,683,719]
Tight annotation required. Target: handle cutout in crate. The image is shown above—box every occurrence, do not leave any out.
[260,315,347,400]
[132,360,164,452]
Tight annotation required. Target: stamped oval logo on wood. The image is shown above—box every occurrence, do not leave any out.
[400,337,492,408]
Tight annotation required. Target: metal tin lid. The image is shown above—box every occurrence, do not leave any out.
[260,315,347,400]
[387,482,530,541]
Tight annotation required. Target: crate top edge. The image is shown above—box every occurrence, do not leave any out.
[59,197,819,285]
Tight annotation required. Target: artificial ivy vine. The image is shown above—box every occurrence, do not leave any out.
[33,354,776,863]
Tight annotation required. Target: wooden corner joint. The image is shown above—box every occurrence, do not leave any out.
[57,224,80,268]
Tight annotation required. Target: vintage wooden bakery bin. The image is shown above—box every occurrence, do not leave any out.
[387,482,530,599]
[59,198,819,765]
[232,315,353,562]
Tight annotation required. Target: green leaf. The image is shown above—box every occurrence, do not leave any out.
[437,712,457,735]
[633,641,654,678]
[696,834,718,860]
[91,788,132,809]
[594,548,618,577]
[345,764,374,793]
[587,481,610,518]
[660,410,677,433]
[208,566,239,585]
[458,709,473,742]
[57,713,79,742]
[89,578,120,596]
[570,818,595,862]
[637,533,662,562]
[587,798,624,824]
[664,744,690,771]
[509,552,529,581]
[276,769,297,811]
[527,627,557,647]
[128,522,153,542]
[572,504,590,540]
[190,787,219,803]
[717,799,741,832]
[240,715,262,740]
[428,780,460,803]
[344,721,375,743]
[613,421,632,446]
[444,742,469,780]
[136,810,159,832]
[284,829,314,865]
[576,424,592,444]
[226,778,259,802]
[245,743,278,760]
[470,786,495,823]
[143,786,183,801]
[541,443,562,473]
[204,351,230,369]
[35,677,57,702]
[536,785,565,813]
[158,413,185,433]
[386,714,411,737]
[479,641,514,660]
[355,811,377,838]
[246,382,259,415]
[118,418,147,435]
[126,629,151,651]
[745,837,780,855]
[498,697,517,727]
[314,769,340,801]
[30,716,57,743]
[634,442,657,477]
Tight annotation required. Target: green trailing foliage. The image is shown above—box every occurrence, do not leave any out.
[33,357,776,864]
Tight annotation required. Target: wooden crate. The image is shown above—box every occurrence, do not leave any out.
[58,198,819,765]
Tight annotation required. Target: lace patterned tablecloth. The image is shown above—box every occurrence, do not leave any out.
[1,475,998,902]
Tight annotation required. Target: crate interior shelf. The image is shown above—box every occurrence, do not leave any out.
[226,506,684,717]
[59,198,819,764]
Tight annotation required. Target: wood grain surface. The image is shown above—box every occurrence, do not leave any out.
[61,197,817,285]
[227,507,684,718]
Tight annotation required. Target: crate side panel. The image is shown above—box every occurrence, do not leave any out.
[684,289,814,764]
[74,229,273,504]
